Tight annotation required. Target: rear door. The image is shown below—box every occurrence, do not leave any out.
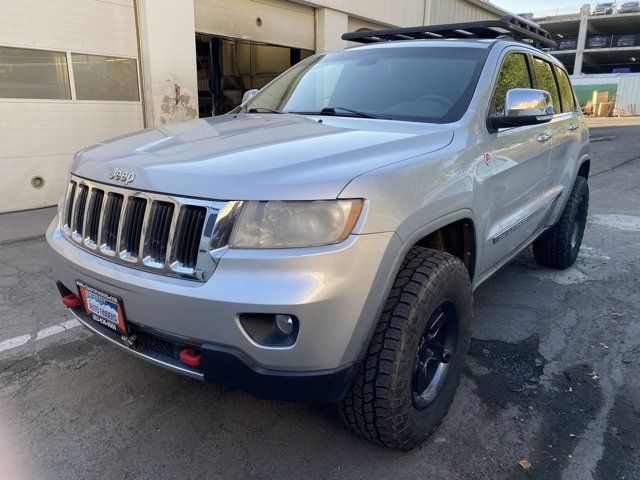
[478,50,555,274]
[545,63,586,195]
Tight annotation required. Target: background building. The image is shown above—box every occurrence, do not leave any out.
[0,0,506,213]
[534,3,640,118]
[536,4,640,75]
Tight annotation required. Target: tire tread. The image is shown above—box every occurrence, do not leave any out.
[533,176,589,269]
[339,247,471,450]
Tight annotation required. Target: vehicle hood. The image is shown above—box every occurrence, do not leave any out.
[71,114,454,200]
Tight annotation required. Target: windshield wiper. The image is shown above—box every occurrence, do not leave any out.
[320,106,379,118]
[247,107,283,114]
[291,106,385,119]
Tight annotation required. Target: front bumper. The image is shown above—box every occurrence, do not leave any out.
[47,217,401,398]
[66,304,358,402]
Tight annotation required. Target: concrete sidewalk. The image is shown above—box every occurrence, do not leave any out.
[0,207,57,244]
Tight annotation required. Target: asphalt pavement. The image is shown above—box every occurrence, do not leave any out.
[0,124,639,480]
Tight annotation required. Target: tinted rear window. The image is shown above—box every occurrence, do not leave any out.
[554,65,576,112]
[532,58,561,115]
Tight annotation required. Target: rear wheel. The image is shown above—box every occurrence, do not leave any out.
[533,176,589,269]
[339,247,472,450]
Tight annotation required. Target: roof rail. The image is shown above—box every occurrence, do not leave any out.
[341,15,556,49]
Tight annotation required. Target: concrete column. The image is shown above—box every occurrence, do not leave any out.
[135,0,199,127]
[316,8,349,52]
[573,3,590,75]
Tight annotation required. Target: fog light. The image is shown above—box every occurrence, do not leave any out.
[238,313,299,347]
[275,314,295,335]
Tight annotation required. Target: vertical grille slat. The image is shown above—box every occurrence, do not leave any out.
[101,193,124,251]
[121,197,146,257]
[158,204,174,258]
[64,181,77,228]
[73,185,89,237]
[145,201,175,263]
[85,189,104,243]
[61,177,220,281]
[174,206,206,269]
[189,210,205,267]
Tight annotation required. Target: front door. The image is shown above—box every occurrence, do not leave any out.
[477,51,555,274]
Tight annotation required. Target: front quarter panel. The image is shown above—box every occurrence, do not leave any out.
[339,136,476,241]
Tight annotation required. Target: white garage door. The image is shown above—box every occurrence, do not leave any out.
[0,0,144,213]
[194,0,315,50]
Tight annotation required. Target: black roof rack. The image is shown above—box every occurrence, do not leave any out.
[341,15,556,49]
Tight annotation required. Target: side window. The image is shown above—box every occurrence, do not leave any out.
[532,58,561,115]
[492,53,532,116]
[554,65,576,112]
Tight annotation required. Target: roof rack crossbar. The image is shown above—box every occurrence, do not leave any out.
[342,15,556,49]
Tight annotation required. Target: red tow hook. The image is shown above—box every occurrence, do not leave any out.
[62,294,81,308]
[179,348,202,367]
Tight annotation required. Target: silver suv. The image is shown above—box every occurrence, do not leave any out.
[47,18,589,450]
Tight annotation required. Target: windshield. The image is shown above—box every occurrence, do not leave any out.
[240,46,488,124]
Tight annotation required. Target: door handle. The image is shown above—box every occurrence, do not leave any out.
[569,123,580,131]
[537,132,552,143]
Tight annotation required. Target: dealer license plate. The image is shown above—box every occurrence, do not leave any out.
[76,281,127,334]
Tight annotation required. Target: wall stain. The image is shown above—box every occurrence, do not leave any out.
[158,77,198,126]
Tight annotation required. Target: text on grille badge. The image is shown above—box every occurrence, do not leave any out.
[109,169,136,184]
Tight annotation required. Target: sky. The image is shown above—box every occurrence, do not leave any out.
[488,0,584,14]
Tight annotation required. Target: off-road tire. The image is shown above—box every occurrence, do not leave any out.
[533,176,589,269]
[339,247,472,450]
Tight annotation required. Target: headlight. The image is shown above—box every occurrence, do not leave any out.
[228,200,364,249]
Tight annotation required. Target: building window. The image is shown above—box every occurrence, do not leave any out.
[0,46,71,99]
[72,54,139,101]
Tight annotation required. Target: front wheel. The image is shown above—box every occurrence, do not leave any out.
[533,176,589,269]
[339,247,472,450]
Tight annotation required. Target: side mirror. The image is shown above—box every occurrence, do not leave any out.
[489,88,554,130]
[242,89,259,104]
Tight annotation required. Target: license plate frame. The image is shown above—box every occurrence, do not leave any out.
[76,281,128,335]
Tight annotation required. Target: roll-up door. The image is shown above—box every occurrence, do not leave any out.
[194,0,315,51]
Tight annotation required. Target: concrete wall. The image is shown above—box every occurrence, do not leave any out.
[295,0,425,28]
[317,8,349,51]
[424,0,501,24]
[137,0,199,127]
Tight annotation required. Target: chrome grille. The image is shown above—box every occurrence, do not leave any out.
[61,175,235,281]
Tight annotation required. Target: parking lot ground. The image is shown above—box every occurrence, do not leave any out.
[1,124,639,480]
